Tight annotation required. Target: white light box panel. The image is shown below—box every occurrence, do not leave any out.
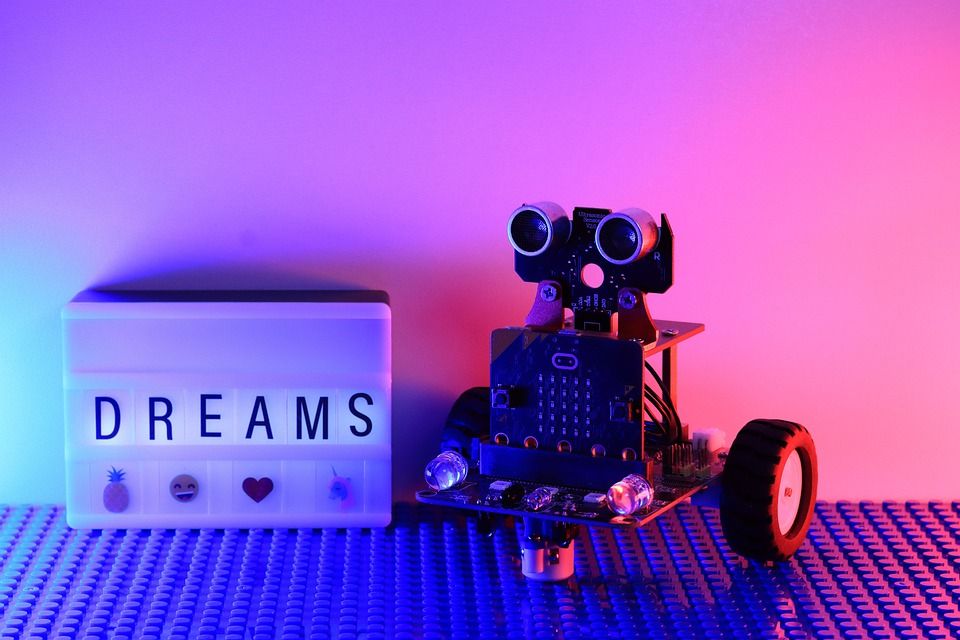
[62,290,391,529]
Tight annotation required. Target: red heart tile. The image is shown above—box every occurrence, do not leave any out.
[242,477,274,503]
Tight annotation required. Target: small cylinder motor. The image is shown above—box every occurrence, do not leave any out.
[520,537,576,582]
[519,518,578,581]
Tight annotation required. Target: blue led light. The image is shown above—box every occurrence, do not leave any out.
[423,450,468,491]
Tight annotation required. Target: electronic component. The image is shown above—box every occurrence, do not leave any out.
[582,492,606,505]
[490,386,514,409]
[417,200,818,580]
[512,206,673,334]
[594,209,660,265]
[507,202,571,257]
[693,427,728,456]
[606,474,654,516]
[522,486,558,512]
[489,328,646,464]
[499,482,526,508]
[519,519,577,582]
[664,443,695,477]
[424,450,469,491]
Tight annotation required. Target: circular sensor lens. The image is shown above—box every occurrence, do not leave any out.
[597,217,639,262]
[508,208,551,256]
[507,202,570,257]
[595,209,659,265]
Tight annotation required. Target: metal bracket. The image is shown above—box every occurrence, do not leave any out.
[524,280,564,331]
[616,287,658,346]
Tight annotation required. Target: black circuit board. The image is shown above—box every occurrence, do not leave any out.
[490,327,646,463]
[416,460,724,529]
[513,207,673,332]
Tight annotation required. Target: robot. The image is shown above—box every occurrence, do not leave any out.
[417,203,818,581]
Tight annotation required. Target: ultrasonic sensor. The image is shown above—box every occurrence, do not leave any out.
[595,209,659,265]
[508,202,571,257]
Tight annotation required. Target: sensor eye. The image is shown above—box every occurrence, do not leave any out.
[597,217,639,262]
[595,209,659,265]
[507,202,570,257]
[509,209,549,254]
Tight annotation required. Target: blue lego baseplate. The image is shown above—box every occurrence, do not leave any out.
[1,502,959,639]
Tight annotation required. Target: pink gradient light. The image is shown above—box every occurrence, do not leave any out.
[1,2,959,502]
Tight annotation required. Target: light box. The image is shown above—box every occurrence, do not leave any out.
[62,290,391,528]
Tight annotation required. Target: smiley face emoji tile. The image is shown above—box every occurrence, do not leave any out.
[169,474,199,503]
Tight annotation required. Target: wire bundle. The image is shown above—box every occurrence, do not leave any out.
[643,360,682,448]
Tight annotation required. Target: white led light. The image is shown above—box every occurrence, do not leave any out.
[522,486,558,511]
[606,474,654,516]
[424,451,469,491]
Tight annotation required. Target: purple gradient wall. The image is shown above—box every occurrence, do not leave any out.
[2,2,959,503]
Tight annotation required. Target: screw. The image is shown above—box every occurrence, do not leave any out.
[540,284,558,302]
[618,291,637,309]
[662,328,679,337]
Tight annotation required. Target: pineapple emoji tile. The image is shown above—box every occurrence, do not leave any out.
[103,466,130,513]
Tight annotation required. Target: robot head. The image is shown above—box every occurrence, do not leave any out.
[507,203,673,333]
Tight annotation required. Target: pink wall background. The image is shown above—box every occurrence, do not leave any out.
[1,2,958,503]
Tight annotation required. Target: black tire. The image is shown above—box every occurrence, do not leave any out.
[720,419,817,561]
[439,387,490,463]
